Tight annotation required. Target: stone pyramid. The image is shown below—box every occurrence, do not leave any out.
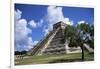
[28,21,81,55]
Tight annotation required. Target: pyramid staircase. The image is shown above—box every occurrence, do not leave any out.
[28,21,83,55]
[28,27,60,55]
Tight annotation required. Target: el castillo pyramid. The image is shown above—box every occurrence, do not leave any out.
[28,21,82,55]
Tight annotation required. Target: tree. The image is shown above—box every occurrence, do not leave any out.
[15,51,20,55]
[88,25,94,49]
[21,50,27,55]
[64,23,93,61]
[77,23,94,49]
[15,50,27,55]
[64,25,85,61]
[76,23,89,61]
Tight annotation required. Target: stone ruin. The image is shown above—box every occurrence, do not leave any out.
[28,21,82,55]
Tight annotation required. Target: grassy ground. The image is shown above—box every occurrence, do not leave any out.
[15,52,94,65]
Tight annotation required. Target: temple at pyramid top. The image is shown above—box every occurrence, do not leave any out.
[53,21,67,30]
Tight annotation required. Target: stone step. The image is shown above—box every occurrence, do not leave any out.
[50,38,63,42]
[44,48,66,52]
[43,50,66,54]
[47,44,65,49]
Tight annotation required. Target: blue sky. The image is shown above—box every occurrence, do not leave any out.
[14,3,94,51]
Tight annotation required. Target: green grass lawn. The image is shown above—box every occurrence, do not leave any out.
[15,52,94,65]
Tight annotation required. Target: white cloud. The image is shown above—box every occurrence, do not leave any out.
[42,6,73,36]
[44,28,49,36]
[42,25,49,36]
[78,20,88,25]
[33,41,38,46]
[27,37,35,49]
[64,18,73,25]
[37,19,43,27]
[27,37,39,50]
[28,37,34,46]
[47,6,63,25]
[46,6,73,25]
[15,19,32,42]
[28,19,43,28]
[78,20,85,25]
[29,20,37,28]
[14,9,22,20]
[15,9,33,51]
[15,9,44,51]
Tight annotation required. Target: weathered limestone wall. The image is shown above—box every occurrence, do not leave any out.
[43,28,66,55]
